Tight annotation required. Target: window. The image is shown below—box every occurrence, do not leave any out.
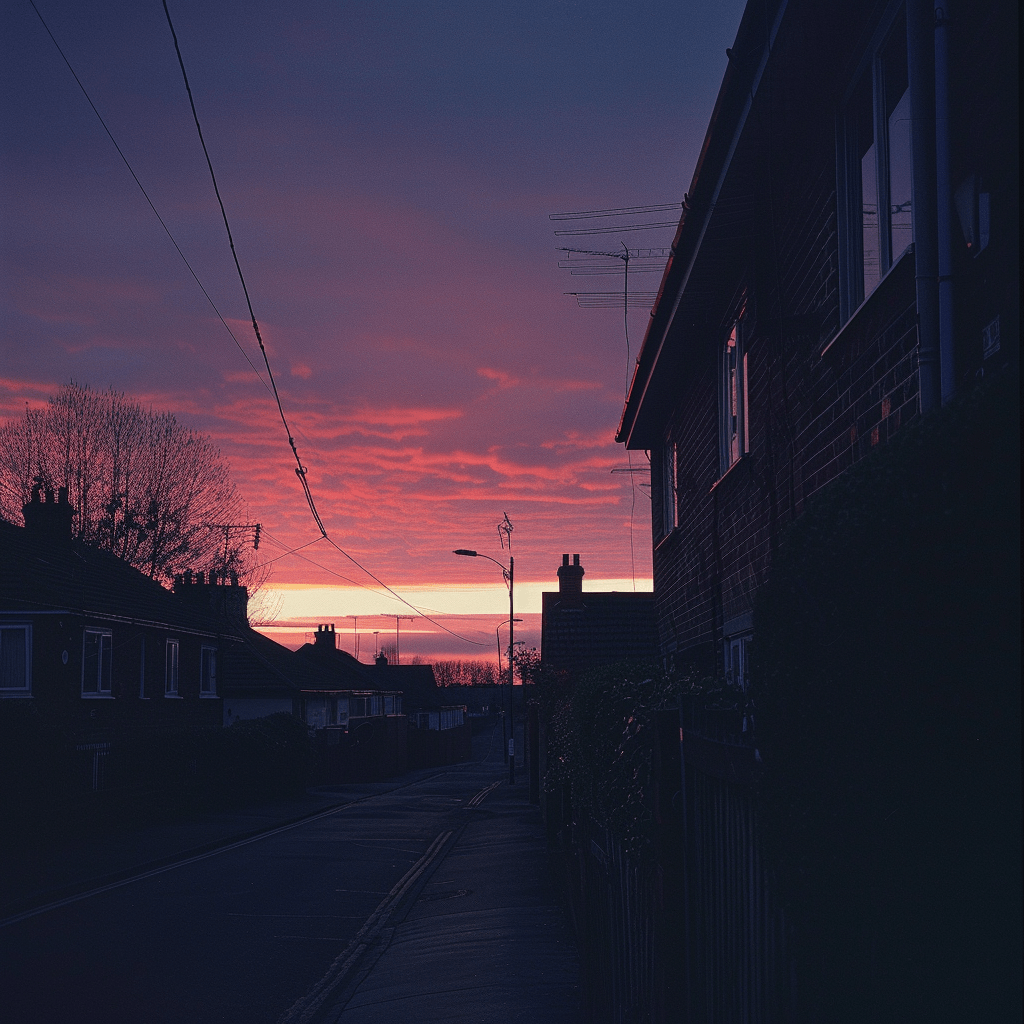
[82,629,112,696]
[724,633,752,692]
[165,640,179,696]
[200,646,217,696]
[841,7,912,315]
[139,637,147,698]
[661,441,678,535]
[0,624,31,694]
[720,320,749,475]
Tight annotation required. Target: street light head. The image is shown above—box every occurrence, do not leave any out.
[453,549,478,557]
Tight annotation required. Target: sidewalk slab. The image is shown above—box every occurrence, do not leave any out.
[330,783,582,1024]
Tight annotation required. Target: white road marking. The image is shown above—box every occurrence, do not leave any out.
[277,830,454,1024]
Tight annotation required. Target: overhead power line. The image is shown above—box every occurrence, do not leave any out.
[161,5,485,646]
[257,531,488,646]
[26,0,272,397]
[549,202,682,221]
[554,221,679,236]
[161,0,326,538]
[28,1,486,650]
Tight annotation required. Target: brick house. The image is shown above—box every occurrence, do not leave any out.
[610,0,1017,1017]
[540,554,657,673]
[1,490,230,733]
[617,0,1017,679]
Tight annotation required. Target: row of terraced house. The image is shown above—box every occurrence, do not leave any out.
[1,488,469,793]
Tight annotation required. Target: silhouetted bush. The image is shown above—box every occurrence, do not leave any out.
[0,711,315,844]
[546,660,680,853]
[751,372,1020,1020]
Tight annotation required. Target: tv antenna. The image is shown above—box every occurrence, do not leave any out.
[205,522,262,565]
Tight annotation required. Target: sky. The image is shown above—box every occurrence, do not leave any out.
[1,0,746,661]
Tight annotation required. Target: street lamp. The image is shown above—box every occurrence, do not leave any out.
[496,618,523,675]
[454,547,516,783]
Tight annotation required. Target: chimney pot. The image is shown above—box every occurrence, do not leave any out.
[22,483,75,546]
[556,552,585,595]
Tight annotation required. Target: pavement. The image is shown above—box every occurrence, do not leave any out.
[320,777,582,1024]
[2,726,583,1023]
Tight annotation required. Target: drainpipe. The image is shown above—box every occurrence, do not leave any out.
[908,0,940,413]
[934,0,954,404]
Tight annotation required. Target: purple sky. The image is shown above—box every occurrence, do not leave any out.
[1,0,746,659]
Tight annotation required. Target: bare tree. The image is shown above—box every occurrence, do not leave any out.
[432,660,500,687]
[0,382,260,586]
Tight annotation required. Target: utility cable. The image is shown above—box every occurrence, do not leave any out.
[323,536,487,645]
[623,244,637,592]
[161,0,325,537]
[26,0,272,398]
[257,531,486,645]
[161,6,484,645]
[32,0,487,651]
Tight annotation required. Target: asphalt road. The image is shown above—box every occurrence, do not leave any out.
[1,727,510,1024]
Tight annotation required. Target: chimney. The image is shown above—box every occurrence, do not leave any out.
[557,553,585,595]
[314,624,337,650]
[22,484,74,547]
[174,569,249,624]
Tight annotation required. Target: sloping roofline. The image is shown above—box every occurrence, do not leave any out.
[616,0,788,449]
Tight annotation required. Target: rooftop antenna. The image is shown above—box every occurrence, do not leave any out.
[550,206,677,594]
[498,512,514,552]
[383,615,415,664]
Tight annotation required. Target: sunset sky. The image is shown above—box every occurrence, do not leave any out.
[1,0,745,660]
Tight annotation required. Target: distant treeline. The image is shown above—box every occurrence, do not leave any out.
[412,658,501,687]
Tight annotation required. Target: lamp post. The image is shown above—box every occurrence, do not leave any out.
[496,618,523,675]
[454,548,515,783]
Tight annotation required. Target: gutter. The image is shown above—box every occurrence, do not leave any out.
[934,0,954,404]
[909,0,941,412]
[616,0,789,447]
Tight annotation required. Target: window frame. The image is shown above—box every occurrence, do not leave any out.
[164,639,180,697]
[82,628,113,697]
[660,440,678,537]
[724,632,753,692]
[0,623,32,695]
[139,636,148,699]
[838,2,912,322]
[200,645,218,697]
[719,317,750,478]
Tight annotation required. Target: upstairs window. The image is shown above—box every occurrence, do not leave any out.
[83,629,112,696]
[661,441,678,536]
[200,646,217,696]
[0,625,31,694]
[724,634,752,691]
[720,319,749,475]
[841,7,912,315]
[139,637,147,698]
[165,640,179,696]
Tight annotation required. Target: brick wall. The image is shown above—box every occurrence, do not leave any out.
[652,73,922,670]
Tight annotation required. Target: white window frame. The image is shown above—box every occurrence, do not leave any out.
[661,441,678,536]
[0,623,32,695]
[724,633,753,692]
[719,319,749,476]
[838,3,912,321]
[139,636,148,699]
[82,628,113,697]
[165,639,180,697]
[200,645,217,697]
